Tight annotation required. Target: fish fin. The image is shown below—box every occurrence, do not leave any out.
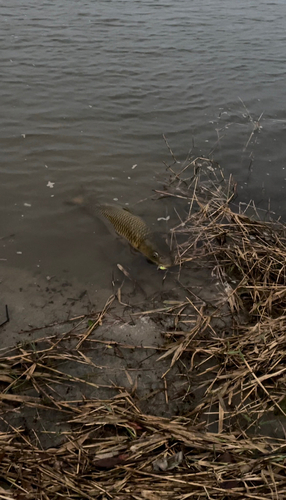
[71,195,85,205]
[65,195,85,207]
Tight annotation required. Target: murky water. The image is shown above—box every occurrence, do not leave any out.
[1,0,286,294]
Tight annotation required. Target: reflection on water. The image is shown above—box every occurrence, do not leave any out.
[1,0,286,286]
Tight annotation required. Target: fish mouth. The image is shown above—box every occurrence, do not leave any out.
[145,253,173,269]
[141,233,174,269]
[156,255,174,270]
[148,253,174,270]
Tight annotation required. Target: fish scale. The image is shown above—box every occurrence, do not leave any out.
[99,204,173,268]
[99,205,150,249]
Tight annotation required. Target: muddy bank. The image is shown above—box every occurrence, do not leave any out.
[1,160,286,499]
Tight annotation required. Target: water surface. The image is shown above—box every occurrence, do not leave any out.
[1,0,286,296]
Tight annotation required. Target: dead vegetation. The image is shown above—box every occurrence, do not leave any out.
[1,158,286,499]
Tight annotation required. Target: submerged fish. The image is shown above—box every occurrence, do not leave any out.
[99,204,173,269]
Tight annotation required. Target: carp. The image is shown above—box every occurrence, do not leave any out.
[99,204,173,269]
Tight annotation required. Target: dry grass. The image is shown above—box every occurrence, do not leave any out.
[1,157,286,498]
[168,157,286,319]
[0,348,286,500]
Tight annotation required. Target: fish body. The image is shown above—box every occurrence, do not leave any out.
[99,205,173,269]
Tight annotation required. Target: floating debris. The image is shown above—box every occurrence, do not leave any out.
[157,215,170,221]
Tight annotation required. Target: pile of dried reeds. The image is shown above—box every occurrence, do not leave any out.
[157,158,286,421]
[0,332,286,499]
[1,157,286,499]
[168,157,286,319]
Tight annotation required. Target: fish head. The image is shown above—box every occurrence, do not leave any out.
[139,232,174,269]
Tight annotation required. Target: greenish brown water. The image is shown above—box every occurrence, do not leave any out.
[1,0,286,292]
